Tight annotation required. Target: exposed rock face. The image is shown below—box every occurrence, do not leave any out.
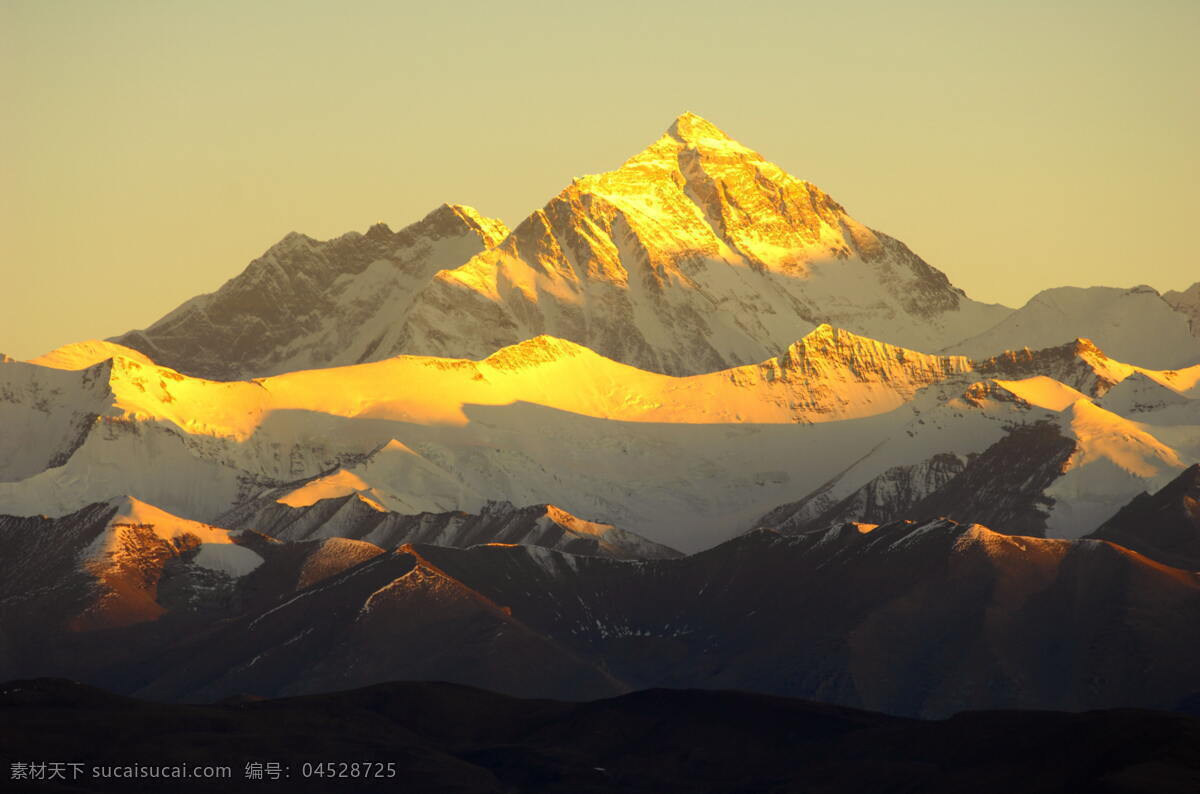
[0,498,378,634]
[114,114,1009,380]
[0,498,384,687]
[907,422,1078,537]
[115,204,508,380]
[976,338,1127,396]
[1086,464,1200,570]
[755,423,1079,539]
[740,325,973,418]
[763,453,967,534]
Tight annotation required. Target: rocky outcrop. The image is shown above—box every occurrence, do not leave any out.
[1086,464,1200,569]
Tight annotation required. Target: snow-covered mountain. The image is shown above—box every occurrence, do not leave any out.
[950,285,1200,369]
[112,113,1010,379]
[757,336,1200,539]
[3,327,985,551]
[113,204,509,380]
[8,326,1199,550]
[11,110,1200,729]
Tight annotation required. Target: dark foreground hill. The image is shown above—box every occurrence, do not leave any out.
[3,678,1200,794]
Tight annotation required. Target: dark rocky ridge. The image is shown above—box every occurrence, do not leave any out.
[1086,464,1200,570]
[217,495,682,560]
[85,519,1200,718]
[3,678,1199,793]
[976,338,1120,396]
[906,421,1078,537]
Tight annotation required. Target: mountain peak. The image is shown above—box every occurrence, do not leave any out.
[482,335,593,371]
[666,112,734,146]
[419,203,509,247]
[29,340,156,371]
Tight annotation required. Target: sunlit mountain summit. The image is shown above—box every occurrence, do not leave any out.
[114,113,1010,380]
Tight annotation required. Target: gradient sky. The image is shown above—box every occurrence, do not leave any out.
[3,0,1197,360]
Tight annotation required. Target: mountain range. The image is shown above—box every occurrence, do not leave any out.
[106,113,1200,379]
[2,490,1198,719]
[3,113,1200,725]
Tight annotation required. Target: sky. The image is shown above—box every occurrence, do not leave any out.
[2,0,1197,360]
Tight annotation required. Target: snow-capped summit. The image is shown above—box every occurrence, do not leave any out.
[28,340,156,371]
[113,114,1010,380]
[393,113,1010,375]
[113,203,509,380]
[976,338,1131,396]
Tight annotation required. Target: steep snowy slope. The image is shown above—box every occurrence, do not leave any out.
[756,379,1061,532]
[1100,372,1193,415]
[950,286,1200,369]
[386,114,1011,374]
[113,204,509,379]
[0,358,112,482]
[114,113,1009,379]
[1043,399,1188,537]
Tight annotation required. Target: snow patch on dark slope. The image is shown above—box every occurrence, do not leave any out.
[218,494,682,561]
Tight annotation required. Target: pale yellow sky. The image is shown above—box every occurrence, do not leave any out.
[2,0,1197,359]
